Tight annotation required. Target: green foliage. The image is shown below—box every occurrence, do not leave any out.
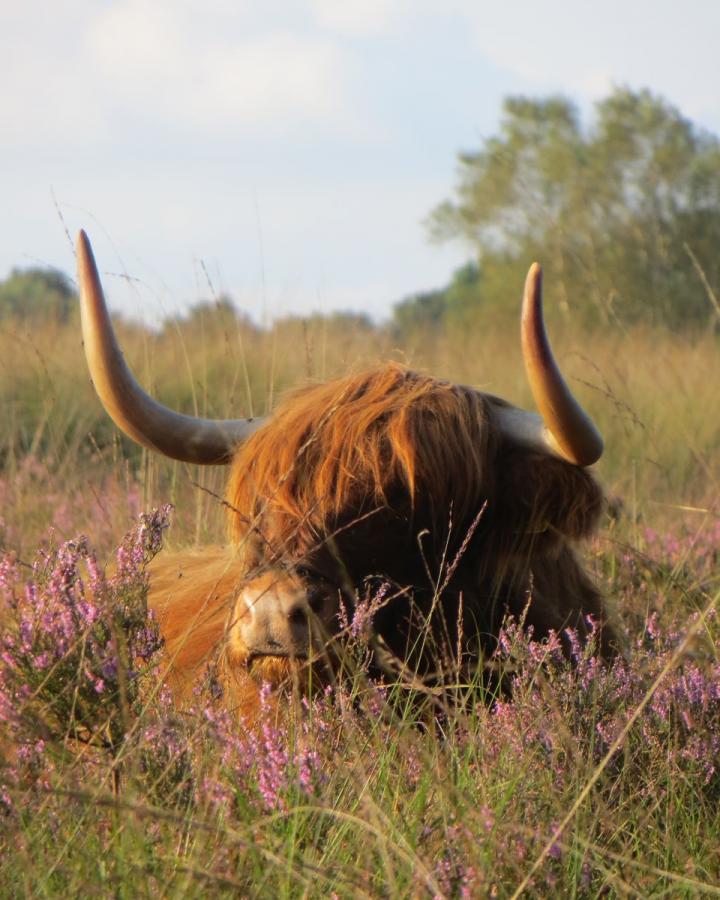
[393,287,446,336]
[164,294,255,335]
[0,267,77,323]
[419,87,720,332]
[392,263,483,337]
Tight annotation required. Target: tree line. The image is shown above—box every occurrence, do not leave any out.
[3,87,720,335]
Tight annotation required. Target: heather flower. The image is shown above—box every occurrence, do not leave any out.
[226,681,328,811]
[547,825,563,861]
[0,554,17,589]
[404,741,423,787]
[479,805,494,833]
[0,511,717,891]
[137,713,195,807]
[0,508,170,762]
[0,453,147,560]
[297,747,322,793]
[253,682,291,810]
[339,579,391,645]
[432,826,481,899]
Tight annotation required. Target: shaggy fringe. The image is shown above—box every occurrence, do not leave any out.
[226,363,493,556]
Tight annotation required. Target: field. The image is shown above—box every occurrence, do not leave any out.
[1,301,719,897]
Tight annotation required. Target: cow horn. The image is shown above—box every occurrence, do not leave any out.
[499,263,603,466]
[76,230,263,464]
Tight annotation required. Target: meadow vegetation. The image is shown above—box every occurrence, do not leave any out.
[1,84,719,897]
[0,290,718,897]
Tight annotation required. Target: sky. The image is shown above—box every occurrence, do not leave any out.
[3,0,720,325]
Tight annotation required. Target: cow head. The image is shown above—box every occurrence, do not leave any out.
[76,230,614,690]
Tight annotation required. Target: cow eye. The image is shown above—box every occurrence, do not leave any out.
[295,565,333,586]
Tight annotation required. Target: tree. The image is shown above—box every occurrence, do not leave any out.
[0,268,76,323]
[392,286,446,336]
[392,262,483,337]
[428,88,720,330]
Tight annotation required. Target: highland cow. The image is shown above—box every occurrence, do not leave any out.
[76,230,616,710]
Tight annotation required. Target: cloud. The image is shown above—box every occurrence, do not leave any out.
[88,1,348,132]
[4,0,720,326]
[0,0,355,150]
[307,0,408,35]
[1,1,104,146]
[451,0,720,128]
[6,0,719,156]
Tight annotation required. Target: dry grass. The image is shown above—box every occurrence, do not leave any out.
[0,299,719,897]
[1,306,717,554]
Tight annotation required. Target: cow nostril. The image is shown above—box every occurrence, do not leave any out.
[288,605,307,626]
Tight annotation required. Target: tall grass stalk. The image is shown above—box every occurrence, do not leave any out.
[0,295,718,895]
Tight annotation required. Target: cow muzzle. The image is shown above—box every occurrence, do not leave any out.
[228,571,339,672]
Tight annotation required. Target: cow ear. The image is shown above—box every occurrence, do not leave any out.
[496,448,604,543]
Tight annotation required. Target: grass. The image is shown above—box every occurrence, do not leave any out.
[1,304,717,549]
[2,531,718,897]
[0,300,719,897]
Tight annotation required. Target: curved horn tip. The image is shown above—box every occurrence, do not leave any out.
[580,440,604,467]
[523,262,543,299]
[76,230,98,281]
[77,228,91,255]
[519,260,604,467]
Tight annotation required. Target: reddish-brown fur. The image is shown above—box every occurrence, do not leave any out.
[148,550,300,718]
[149,363,616,707]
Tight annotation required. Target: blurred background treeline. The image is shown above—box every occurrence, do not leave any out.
[1,87,718,556]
